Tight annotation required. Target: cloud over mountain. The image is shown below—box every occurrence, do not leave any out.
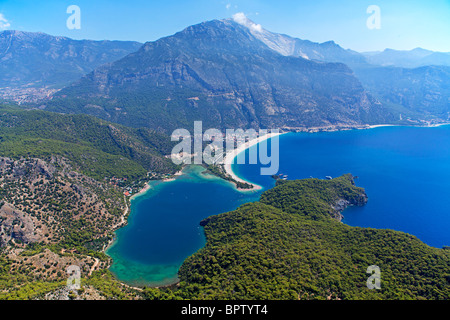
[0,13,10,30]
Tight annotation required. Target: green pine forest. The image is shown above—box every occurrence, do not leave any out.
[0,104,179,181]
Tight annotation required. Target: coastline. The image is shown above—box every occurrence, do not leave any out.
[107,121,450,237]
[366,122,450,129]
[102,195,130,254]
[222,131,285,192]
[285,122,450,133]
[366,124,397,129]
[103,123,450,289]
[104,169,183,254]
[161,169,183,183]
[130,169,183,201]
[220,122,450,191]
[130,183,152,201]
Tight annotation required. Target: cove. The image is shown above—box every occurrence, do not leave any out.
[106,165,262,287]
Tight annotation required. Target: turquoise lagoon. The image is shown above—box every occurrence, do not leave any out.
[106,165,261,287]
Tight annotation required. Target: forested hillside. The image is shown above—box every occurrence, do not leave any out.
[144,175,450,300]
[0,104,179,299]
[0,104,179,180]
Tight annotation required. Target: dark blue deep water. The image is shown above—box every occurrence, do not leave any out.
[234,126,450,249]
[108,126,450,286]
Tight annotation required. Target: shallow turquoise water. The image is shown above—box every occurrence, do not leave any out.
[106,165,261,287]
[108,125,450,287]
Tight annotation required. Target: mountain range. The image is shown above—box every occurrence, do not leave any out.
[231,13,368,67]
[1,16,449,131]
[42,18,394,132]
[224,15,450,123]
[0,30,141,102]
[363,48,450,68]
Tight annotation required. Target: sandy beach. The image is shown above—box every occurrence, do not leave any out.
[366,124,397,129]
[367,123,450,129]
[130,169,183,199]
[222,131,285,191]
[130,183,152,201]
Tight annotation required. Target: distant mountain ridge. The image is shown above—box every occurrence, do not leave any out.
[0,30,142,89]
[362,48,450,68]
[232,13,368,67]
[352,64,450,121]
[43,18,393,132]
[228,15,450,123]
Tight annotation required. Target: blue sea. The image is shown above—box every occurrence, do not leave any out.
[107,125,450,287]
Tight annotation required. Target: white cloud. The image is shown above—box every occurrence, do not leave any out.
[251,22,262,32]
[226,3,231,10]
[0,13,11,30]
[232,12,247,24]
[232,12,262,33]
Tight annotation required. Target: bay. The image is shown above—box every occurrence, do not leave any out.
[108,125,450,287]
[234,125,450,249]
[106,165,261,287]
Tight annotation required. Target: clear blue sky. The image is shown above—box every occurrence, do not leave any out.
[0,0,449,52]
